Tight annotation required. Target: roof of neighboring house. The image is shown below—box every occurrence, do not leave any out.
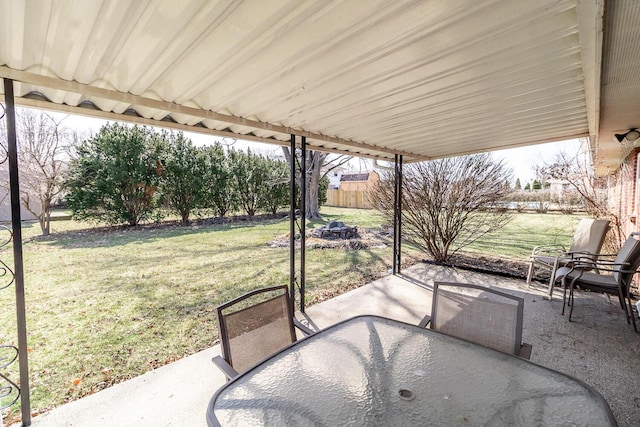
[340,173,371,182]
[324,165,348,172]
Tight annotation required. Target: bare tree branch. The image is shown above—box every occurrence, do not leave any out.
[0,109,75,235]
[536,138,623,250]
[369,154,513,262]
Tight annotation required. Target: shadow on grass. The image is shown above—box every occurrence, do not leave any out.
[29,217,290,249]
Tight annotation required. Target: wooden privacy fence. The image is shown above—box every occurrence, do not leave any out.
[325,189,372,209]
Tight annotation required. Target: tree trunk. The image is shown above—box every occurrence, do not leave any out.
[38,213,48,236]
[180,209,190,226]
[281,147,325,220]
[42,205,51,236]
[305,151,324,219]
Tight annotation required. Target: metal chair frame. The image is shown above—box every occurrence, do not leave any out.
[526,218,610,299]
[212,285,313,380]
[420,281,532,359]
[557,232,640,332]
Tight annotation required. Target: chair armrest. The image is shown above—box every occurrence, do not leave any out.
[570,258,630,273]
[559,251,609,264]
[212,355,239,380]
[568,257,599,269]
[563,250,592,259]
[518,343,533,360]
[569,250,617,259]
[293,318,315,336]
[531,244,566,256]
[417,315,431,328]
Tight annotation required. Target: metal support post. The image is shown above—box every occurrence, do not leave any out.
[299,137,306,312]
[287,135,307,313]
[3,78,31,425]
[289,135,296,317]
[392,154,403,275]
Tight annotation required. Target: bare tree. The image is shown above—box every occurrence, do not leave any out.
[0,109,75,235]
[535,138,623,250]
[281,148,350,219]
[369,154,513,263]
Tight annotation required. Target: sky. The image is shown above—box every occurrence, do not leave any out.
[50,110,582,186]
[492,139,583,185]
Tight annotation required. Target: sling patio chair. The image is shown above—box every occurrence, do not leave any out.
[555,232,640,332]
[212,285,314,380]
[419,281,532,359]
[526,218,610,300]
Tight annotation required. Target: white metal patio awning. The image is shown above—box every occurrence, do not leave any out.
[0,0,638,173]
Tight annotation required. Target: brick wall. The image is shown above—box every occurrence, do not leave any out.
[609,148,640,237]
[608,148,640,294]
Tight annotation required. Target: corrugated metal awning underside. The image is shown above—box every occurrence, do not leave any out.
[1,0,638,172]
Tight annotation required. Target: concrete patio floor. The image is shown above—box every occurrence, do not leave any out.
[18,263,640,427]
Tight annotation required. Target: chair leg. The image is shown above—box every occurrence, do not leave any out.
[526,260,534,287]
[617,294,625,309]
[568,279,576,322]
[628,295,639,333]
[618,294,628,315]
[547,259,561,300]
[615,288,638,332]
[547,274,555,300]
[561,277,568,316]
[620,292,635,329]
[547,276,555,301]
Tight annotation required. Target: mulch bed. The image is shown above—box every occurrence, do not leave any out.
[269,228,536,282]
[426,253,534,281]
[269,229,392,250]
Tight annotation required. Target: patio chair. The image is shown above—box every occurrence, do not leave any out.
[212,285,314,380]
[419,282,532,359]
[555,232,640,332]
[526,218,610,299]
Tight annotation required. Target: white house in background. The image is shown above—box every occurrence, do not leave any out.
[0,189,39,222]
[0,168,40,222]
[546,178,572,200]
[326,166,349,189]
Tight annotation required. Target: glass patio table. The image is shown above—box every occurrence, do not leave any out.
[207,315,616,426]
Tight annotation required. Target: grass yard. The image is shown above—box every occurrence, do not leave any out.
[0,207,579,419]
[463,212,582,259]
[0,207,420,418]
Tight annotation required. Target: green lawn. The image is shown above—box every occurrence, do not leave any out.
[0,208,579,418]
[463,212,581,259]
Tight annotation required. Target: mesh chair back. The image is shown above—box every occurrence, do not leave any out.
[612,234,640,287]
[216,286,296,374]
[431,282,524,356]
[569,219,610,255]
